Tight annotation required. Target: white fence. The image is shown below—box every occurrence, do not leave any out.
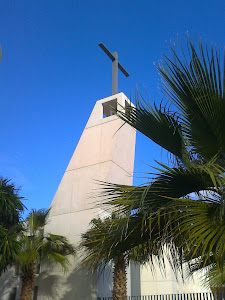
[98,293,219,300]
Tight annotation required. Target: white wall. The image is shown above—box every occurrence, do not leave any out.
[37,93,136,300]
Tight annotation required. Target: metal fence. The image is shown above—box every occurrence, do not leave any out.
[98,293,217,300]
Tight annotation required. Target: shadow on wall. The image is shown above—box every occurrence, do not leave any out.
[35,272,62,299]
[0,268,15,300]
[0,263,139,299]
[97,263,114,298]
[36,266,97,300]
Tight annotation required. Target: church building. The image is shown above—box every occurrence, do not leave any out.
[0,44,207,300]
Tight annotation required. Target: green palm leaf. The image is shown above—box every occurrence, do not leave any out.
[97,161,225,279]
[0,226,20,273]
[158,38,225,161]
[116,99,185,160]
[0,177,24,274]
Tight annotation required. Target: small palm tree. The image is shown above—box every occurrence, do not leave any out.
[81,217,130,300]
[16,209,75,300]
[80,216,160,300]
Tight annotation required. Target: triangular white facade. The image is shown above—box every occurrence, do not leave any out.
[37,92,136,299]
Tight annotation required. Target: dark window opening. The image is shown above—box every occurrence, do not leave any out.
[33,286,38,300]
[9,287,17,300]
[102,99,117,118]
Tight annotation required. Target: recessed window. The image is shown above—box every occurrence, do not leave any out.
[102,99,117,118]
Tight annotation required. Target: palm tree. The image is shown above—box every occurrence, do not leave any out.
[0,177,24,274]
[80,215,163,300]
[99,37,225,291]
[81,217,128,300]
[16,209,75,300]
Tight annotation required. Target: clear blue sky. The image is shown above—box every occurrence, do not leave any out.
[0,1,224,213]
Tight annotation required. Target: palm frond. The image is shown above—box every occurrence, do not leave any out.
[95,161,225,276]
[80,216,167,273]
[0,177,24,273]
[0,177,24,228]
[44,252,70,272]
[101,162,223,216]
[157,37,225,161]
[0,226,20,274]
[41,234,75,257]
[27,208,49,234]
[116,98,185,160]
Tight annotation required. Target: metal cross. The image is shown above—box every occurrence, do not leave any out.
[98,42,129,95]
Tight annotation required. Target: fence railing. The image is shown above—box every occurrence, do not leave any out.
[98,293,217,300]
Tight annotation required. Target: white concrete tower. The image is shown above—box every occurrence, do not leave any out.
[36,92,136,299]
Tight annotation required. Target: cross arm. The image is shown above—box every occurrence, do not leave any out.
[98,43,115,61]
[98,42,130,77]
[118,62,129,77]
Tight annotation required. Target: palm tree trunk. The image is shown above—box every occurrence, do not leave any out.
[211,288,225,300]
[113,254,127,300]
[19,264,35,300]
